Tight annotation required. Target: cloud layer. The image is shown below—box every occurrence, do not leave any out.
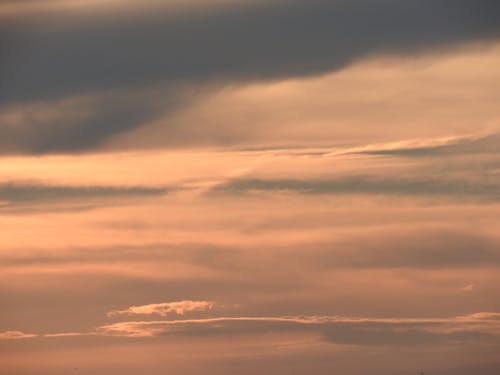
[4,308,500,348]
[3,0,500,105]
[0,181,168,212]
[1,0,500,153]
[96,312,500,346]
[1,2,500,375]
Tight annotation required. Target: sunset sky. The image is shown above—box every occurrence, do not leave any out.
[1,1,500,374]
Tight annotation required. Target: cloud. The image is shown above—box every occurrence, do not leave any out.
[0,330,37,339]
[461,283,477,292]
[3,0,500,105]
[285,229,500,270]
[1,0,499,153]
[5,312,500,347]
[347,132,500,157]
[43,332,95,338]
[3,227,499,275]
[107,300,215,317]
[0,181,168,209]
[202,133,500,202]
[0,84,200,154]
[212,174,500,202]
[96,312,500,346]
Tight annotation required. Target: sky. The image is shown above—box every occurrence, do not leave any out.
[1,1,500,374]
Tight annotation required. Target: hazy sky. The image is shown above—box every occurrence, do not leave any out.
[1,1,500,374]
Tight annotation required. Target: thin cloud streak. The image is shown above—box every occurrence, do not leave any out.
[345,132,500,157]
[7,312,500,347]
[107,300,216,317]
[212,175,500,201]
[96,312,500,345]
[0,181,169,209]
[0,331,37,340]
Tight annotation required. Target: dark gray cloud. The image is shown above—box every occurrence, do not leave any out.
[0,99,159,154]
[3,0,499,104]
[0,85,195,154]
[1,0,499,153]
[213,174,500,201]
[0,182,168,208]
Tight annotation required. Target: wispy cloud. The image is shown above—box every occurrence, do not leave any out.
[6,312,500,347]
[342,131,500,157]
[96,312,500,345]
[107,300,216,317]
[43,332,95,338]
[461,283,477,292]
[0,330,37,340]
[0,181,169,210]
[212,175,500,202]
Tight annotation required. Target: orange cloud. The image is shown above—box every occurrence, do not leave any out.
[106,300,216,317]
[0,331,37,340]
